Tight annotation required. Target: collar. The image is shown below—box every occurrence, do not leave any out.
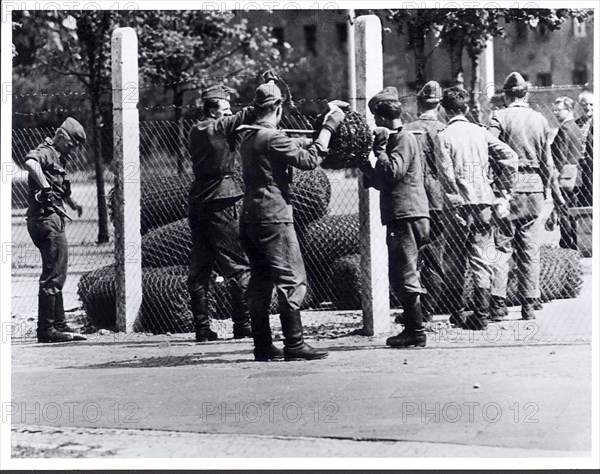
[447,115,469,125]
[418,110,439,120]
[254,119,277,129]
[508,102,530,109]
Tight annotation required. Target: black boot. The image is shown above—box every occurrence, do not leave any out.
[489,295,508,322]
[230,272,252,339]
[459,287,489,330]
[281,310,328,361]
[521,298,537,320]
[37,293,74,343]
[53,292,75,333]
[192,290,218,342]
[251,311,283,361]
[386,293,426,348]
[533,298,543,311]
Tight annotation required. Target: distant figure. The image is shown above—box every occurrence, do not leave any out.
[551,96,584,250]
[575,90,594,207]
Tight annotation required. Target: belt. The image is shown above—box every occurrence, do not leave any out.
[195,173,233,181]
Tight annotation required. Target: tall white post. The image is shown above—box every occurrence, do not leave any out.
[480,37,495,99]
[355,15,390,336]
[111,27,141,332]
[347,9,356,109]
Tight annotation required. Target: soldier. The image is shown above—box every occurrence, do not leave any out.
[551,96,584,250]
[575,90,593,207]
[488,72,565,321]
[187,84,256,342]
[22,117,87,343]
[404,81,446,321]
[435,87,518,330]
[238,82,346,361]
[359,86,430,348]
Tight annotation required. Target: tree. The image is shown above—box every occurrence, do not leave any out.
[386,10,447,88]
[13,10,289,241]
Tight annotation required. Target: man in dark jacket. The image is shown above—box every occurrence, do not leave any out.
[488,72,565,321]
[187,85,256,342]
[239,82,346,361]
[551,96,584,250]
[575,90,593,208]
[404,81,446,320]
[359,86,430,348]
[22,117,87,343]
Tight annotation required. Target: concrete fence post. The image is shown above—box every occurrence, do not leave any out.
[355,15,390,336]
[111,27,141,332]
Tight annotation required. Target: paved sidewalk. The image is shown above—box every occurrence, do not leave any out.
[9,267,593,458]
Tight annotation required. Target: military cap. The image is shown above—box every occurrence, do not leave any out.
[417,81,442,103]
[368,86,399,114]
[253,83,283,107]
[502,72,528,93]
[201,85,235,102]
[59,117,86,144]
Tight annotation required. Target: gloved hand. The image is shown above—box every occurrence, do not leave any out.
[321,104,346,134]
[75,204,83,217]
[262,69,280,84]
[327,100,350,110]
[372,127,390,156]
[34,187,52,204]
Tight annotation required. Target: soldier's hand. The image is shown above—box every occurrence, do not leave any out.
[372,127,390,156]
[493,197,510,219]
[322,104,346,134]
[327,100,350,111]
[34,187,52,204]
[75,204,83,217]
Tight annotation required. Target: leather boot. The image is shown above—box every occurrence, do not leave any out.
[448,291,466,326]
[251,311,283,361]
[53,292,75,333]
[192,289,218,342]
[281,310,328,361]
[521,298,537,320]
[534,298,543,311]
[459,287,489,330]
[489,295,508,322]
[37,293,74,343]
[386,293,426,348]
[230,273,252,339]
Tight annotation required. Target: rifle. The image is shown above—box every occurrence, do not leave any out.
[37,171,74,221]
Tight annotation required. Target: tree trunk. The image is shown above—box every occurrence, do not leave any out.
[413,32,427,89]
[468,46,482,124]
[448,30,465,86]
[92,99,110,244]
[174,86,185,175]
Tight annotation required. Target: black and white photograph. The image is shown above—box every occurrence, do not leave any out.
[0,0,598,468]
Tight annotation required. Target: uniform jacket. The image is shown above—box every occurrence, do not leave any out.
[404,111,446,211]
[361,127,430,225]
[187,107,255,204]
[23,138,70,218]
[435,116,518,208]
[487,102,554,193]
[239,120,328,224]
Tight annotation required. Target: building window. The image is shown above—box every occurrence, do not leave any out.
[304,24,318,56]
[272,27,286,55]
[536,73,552,87]
[572,65,588,85]
[336,22,348,46]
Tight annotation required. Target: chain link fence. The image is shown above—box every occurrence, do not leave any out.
[11,85,592,343]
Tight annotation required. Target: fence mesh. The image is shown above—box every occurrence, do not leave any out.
[11,85,593,344]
